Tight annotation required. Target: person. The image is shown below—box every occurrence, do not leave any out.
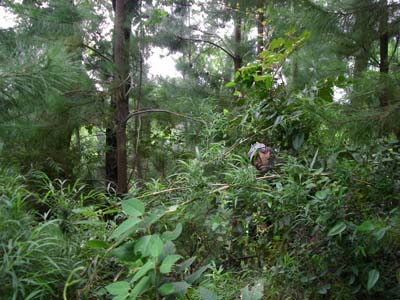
[248,142,274,172]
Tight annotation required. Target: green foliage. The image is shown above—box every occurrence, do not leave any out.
[0,169,83,300]
[0,0,97,177]
[104,197,214,300]
[241,282,264,300]
[0,1,400,300]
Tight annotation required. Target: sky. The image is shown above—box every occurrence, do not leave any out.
[0,5,180,78]
[0,6,17,29]
[148,47,182,78]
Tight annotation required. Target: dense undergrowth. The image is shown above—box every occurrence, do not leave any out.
[1,132,399,299]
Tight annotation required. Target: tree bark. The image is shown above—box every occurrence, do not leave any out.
[106,112,118,190]
[134,2,144,188]
[379,0,389,107]
[110,0,135,195]
[353,4,370,78]
[256,0,264,56]
[233,2,242,72]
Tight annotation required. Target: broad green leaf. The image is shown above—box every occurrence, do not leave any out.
[225,81,236,88]
[86,240,110,249]
[317,284,331,294]
[186,265,208,284]
[132,260,154,282]
[122,199,145,217]
[328,222,347,237]
[176,256,196,273]
[199,287,220,300]
[158,283,175,296]
[240,282,264,300]
[165,204,179,213]
[373,227,389,241]
[130,276,150,299]
[103,209,120,216]
[112,242,136,262]
[161,223,182,241]
[136,211,162,231]
[160,240,177,260]
[254,75,269,82]
[134,234,164,258]
[367,269,380,291]
[315,189,331,200]
[269,38,285,51]
[292,133,305,151]
[105,281,130,296]
[171,281,191,296]
[160,255,182,274]
[110,217,141,240]
[112,295,128,300]
[357,220,375,232]
[265,75,273,90]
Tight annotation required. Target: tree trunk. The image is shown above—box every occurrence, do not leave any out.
[256,0,264,56]
[354,54,368,78]
[106,124,118,190]
[134,4,144,188]
[111,0,135,195]
[379,0,389,107]
[233,2,242,72]
[353,6,370,78]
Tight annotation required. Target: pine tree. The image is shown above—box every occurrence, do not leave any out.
[0,0,96,176]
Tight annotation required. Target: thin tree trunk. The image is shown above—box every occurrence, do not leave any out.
[379,0,389,107]
[256,0,264,56]
[76,127,81,158]
[233,2,242,72]
[352,1,370,78]
[290,56,300,90]
[134,2,144,188]
[354,54,368,78]
[105,1,118,190]
[106,124,118,190]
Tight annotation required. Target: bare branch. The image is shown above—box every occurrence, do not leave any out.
[124,108,206,124]
[81,43,113,62]
[177,36,235,60]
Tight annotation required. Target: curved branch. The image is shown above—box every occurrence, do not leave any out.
[177,36,235,60]
[124,108,206,124]
[81,43,113,62]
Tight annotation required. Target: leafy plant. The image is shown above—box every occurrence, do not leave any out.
[0,169,85,300]
[103,197,215,300]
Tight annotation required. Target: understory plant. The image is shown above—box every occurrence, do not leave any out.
[100,197,218,300]
[0,168,84,300]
